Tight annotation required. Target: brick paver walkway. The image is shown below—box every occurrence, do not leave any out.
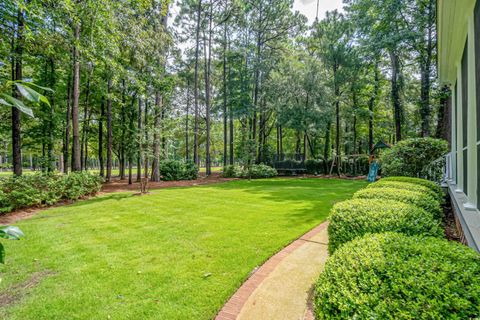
[216,222,329,320]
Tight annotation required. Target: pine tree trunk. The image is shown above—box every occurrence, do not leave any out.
[151,92,161,182]
[204,2,213,176]
[99,97,105,177]
[368,60,379,153]
[324,122,331,174]
[390,50,402,142]
[144,100,149,179]
[71,22,81,171]
[137,98,142,182]
[185,81,190,161]
[47,58,55,172]
[12,7,24,176]
[106,78,113,182]
[419,0,434,138]
[64,74,72,174]
[193,0,202,167]
[222,22,228,168]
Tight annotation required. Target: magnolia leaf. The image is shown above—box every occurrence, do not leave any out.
[0,98,13,107]
[0,226,25,240]
[22,82,54,93]
[0,95,35,117]
[15,83,50,107]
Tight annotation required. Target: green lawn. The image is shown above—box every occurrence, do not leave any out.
[0,178,366,319]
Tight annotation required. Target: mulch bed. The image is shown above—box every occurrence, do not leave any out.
[443,195,464,243]
[0,173,236,225]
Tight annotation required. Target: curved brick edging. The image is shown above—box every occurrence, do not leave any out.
[215,222,329,320]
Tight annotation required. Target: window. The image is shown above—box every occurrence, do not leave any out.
[475,0,480,208]
[454,82,458,183]
[462,40,468,196]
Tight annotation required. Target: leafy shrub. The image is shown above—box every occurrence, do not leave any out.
[314,233,480,319]
[222,165,243,178]
[62,172,103,200]
[305,160,323,174]
[243,164,277,179]
[0,172,103,213]
[353,187,443,220]
[159,160,198,181]
[182,161,198,180]
[380,137,448,178]
[328,199,443,253]
[366,180,444,203]
[381,176,444,199]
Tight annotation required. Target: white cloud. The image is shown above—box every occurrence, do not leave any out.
[292,0,344,23]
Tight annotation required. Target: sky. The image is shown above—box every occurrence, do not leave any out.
[292,0,344,23]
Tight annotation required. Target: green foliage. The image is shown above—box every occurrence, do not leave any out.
[159,160,198,181]
[328,199,443,253]
[353,187,443,220]
[381,176,444,198]
[0,81,52,118]
[0,172,103,213]
[315,233,480,319]
[222,165,243,178]
[243,164,278,179]
[380,138,448,178]
[0,178,365,319]
[366,180,444,203]
[0,226,24,263]
[223,164,277,179]
[305,160,324,174]
[61,172,104,200]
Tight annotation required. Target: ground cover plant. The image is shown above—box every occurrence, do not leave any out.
[0,178,366,319]
[315,233,480,319]
[328,199,443,253]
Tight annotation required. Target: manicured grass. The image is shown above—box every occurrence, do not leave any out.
[0,178,366,319]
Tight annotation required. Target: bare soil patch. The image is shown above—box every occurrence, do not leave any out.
[0,271,55,307]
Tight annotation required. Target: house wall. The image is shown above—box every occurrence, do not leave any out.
[440,0,480,252]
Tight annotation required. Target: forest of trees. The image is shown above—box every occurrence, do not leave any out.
[0,0,446,180]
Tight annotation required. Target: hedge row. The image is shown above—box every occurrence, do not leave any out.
[0,172,103,214]
[315,233,480,319]
[315,177,480,319]
[223,164,277,179]
[353,186,443,220]
[328,199,443,254]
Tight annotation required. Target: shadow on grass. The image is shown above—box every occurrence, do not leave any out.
[205,178,366,226]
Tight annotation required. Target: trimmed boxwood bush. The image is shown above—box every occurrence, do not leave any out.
[380,137,448,178]
[243,164,277,179]
[314,233,480,319]
[0,172,103,213]
[159,160,198,181]
[222,165,243,178]
[382,176,444,199]
[353,187,443,220]
[328,199,443,254]
[366,180,444,203]
[222,164,277,179]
